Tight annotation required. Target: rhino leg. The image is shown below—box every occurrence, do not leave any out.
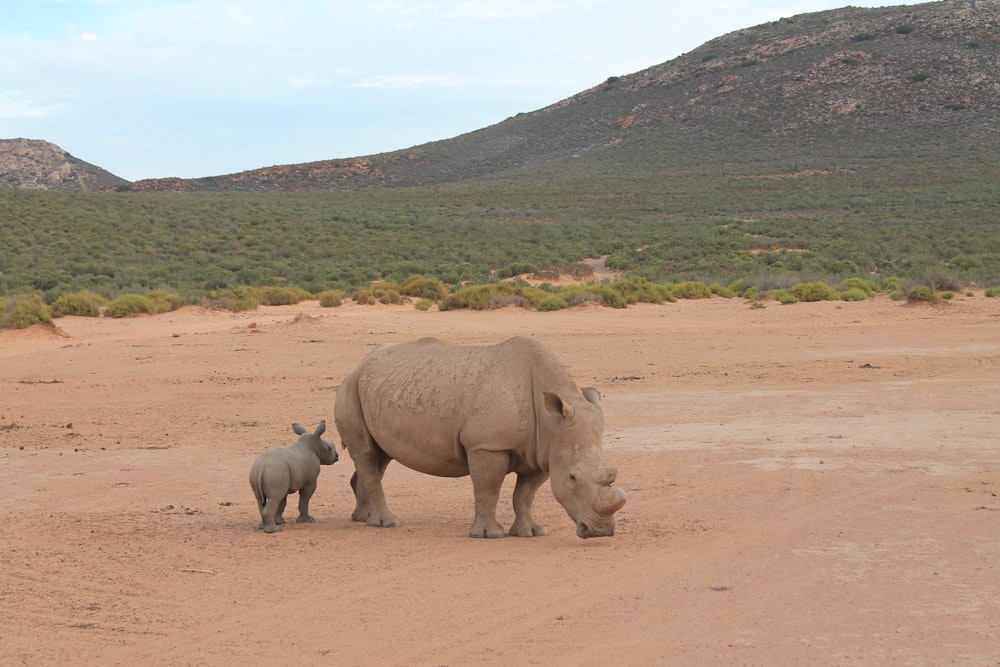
[296,479,317,523]
[468,450,509,538]
[275,496,288,525]
[509,470,549,537]
[259,495,285,533]
[351,447,399,528]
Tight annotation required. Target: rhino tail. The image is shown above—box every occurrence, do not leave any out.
[249,466,267,508]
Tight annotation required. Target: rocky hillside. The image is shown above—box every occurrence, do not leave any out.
[0,139,129,191]
[3,0,997,192]
[129,0,998,192]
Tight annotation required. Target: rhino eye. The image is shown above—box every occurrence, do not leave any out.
[568,473,577,483]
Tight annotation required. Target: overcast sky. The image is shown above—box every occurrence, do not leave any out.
[2,1,893,181]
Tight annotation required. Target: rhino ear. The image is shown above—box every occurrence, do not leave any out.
[582,387,602,410]
[543,391,575,421]
[315,420,326,437]
[292,423,306,435]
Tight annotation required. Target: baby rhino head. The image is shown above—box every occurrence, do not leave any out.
[292,420,339,465]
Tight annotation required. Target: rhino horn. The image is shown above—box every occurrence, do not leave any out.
[595,486,628,515]
[592,466,618,486]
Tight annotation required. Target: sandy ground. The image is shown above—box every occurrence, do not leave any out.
[1,294,998,666]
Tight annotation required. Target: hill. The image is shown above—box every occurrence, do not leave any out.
[123,0,1000,192]
[1,0,998,301]
[0,139,129,191]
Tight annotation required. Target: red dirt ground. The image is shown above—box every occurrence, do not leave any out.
[2,295,998,665]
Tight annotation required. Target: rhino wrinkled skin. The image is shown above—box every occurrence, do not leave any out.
[335,336,627,538]
[249,420,339,533]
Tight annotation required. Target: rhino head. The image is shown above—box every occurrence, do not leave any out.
[544,387,627,538]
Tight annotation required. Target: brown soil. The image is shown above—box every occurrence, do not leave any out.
[2,295,998,665]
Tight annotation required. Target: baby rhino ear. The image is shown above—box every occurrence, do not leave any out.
[543,391,575,420]
[582,387,602,410]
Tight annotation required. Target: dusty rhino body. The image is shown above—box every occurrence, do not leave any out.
[249,421,339,533]
[334,336,626,538]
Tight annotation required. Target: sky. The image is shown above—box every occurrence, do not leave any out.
[2,1,894,181]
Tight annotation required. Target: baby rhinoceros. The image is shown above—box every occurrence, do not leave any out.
[249,420,339,533]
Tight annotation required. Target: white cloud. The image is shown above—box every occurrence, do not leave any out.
[80,32,99,41]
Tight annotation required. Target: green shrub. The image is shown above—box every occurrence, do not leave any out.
[742,286,760,300]
[710,283,736,298]
[895,24,914,34]
[890,289,906,301]
[771,289,799,304]
[906,286,938,303]
[537,295,569,311]
[2,293,53,329]
[51,290,108,317]
[604,277,674,305]
[228,286,262,312]
[911,72,930,82]
[353,283,404,305]
[414,298,433,311]
[399,275,450,301]
[750,301,766,310]
[105,294,155,318]
[840,287,869,302]
[317,289,344,307]
[146,290,183,314]
[259,286,312,306]
[941,291,955,300]
[839,277,878,297]
[673,281,712,300]
[790,281,839,302]
[379,289,404,305]
[985,287,1000,297]
[881,277,903,292]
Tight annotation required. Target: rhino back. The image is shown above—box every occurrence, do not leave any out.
[352,337,570,474]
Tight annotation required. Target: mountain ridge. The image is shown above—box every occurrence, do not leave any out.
[3,0,997,192]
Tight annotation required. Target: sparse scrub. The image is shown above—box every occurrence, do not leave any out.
[399,275,450,301]
[317,289,344,307]
[259,286,313,306]
[352,283,404,305]
[146,290,183,314]
[790,281,839,302]
[227,286,263,312]
[710,283,736,298]
[440,284,512,311]
[770,289,799,304]
[672,281,712,300]
[839,277,878,296]
[51,290,108,317]
[537,295,569,311]
[906,285,938,303]
[922,268,963,292]
[1,293,53,329]
[840,287,869,301]
[985,287,1000,297]
[105,294,156,318]
[414,298,433,311]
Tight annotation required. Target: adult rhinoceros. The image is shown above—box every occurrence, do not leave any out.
[334,336,626,538]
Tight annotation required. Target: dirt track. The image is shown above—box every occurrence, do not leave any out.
[2,295,998,665]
